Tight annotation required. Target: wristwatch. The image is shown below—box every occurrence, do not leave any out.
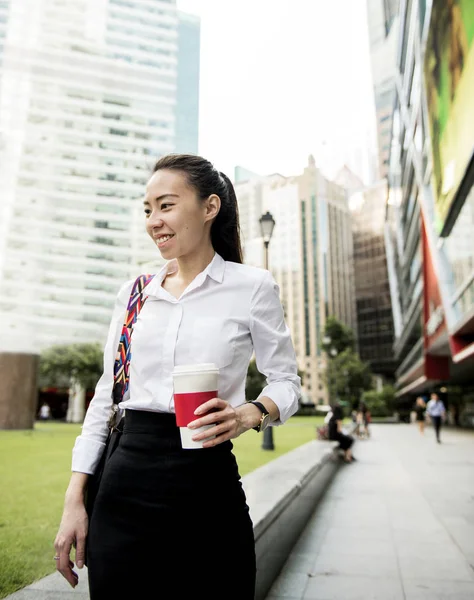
[250,401,271,432]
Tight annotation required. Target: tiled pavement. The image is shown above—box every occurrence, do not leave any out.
[265,424,474,600]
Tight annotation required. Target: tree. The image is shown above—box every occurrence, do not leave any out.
[40,343,104,390]
[323,348,372,408]
[322,316,355,356]
[245,359,267,401]
[246,359,304,403]
[361,385,396,417]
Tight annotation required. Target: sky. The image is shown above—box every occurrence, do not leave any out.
[177,0,378,184]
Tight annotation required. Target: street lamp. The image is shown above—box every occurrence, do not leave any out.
[259,211,276,451]
[259,211,276,269]
[323,336,338,405]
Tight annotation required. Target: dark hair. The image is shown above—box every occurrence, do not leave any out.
[152,154,243,264]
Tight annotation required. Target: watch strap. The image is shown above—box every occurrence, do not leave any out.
[250,401,270,416]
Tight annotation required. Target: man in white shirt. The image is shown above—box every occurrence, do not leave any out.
[426,392,446,443]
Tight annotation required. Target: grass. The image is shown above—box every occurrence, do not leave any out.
[0,415,324,598]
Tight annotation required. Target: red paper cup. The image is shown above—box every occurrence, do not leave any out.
[172,363,219,449]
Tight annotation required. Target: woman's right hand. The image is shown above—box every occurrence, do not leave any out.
[54,500,88,588]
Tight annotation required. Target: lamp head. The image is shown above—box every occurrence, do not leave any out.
[259,211,275,243]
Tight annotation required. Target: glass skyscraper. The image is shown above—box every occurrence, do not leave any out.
[175,11,200,154]
[0,0,187,353]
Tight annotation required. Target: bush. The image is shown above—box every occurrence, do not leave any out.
[361,385,396,417]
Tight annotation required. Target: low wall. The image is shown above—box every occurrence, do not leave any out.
[242,439,342,600]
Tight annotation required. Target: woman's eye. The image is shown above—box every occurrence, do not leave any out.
[144,209,151,217]
[161,203,172,210]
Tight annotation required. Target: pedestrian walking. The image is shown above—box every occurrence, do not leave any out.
[357,401,371,439]
[53,154,301,600]
[415,396,426,435]
[426,392,446,443]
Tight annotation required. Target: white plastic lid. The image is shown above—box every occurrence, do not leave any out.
[172,363,218,374]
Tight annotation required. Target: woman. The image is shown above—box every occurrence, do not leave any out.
[328,401,355,463]
[53,154,301,599]
[415,396,426,435]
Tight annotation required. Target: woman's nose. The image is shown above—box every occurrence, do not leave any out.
[149,215,164,228]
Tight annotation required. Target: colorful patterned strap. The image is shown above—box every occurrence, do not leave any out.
[112,274,154,405]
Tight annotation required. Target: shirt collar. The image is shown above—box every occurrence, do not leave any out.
[206,252,226,283]
[145,252,226,297]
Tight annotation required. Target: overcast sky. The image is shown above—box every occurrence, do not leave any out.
[177,0,377,183]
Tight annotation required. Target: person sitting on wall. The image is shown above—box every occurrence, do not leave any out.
[328,401,356,463]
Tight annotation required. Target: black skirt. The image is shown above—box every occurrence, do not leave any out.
[87,410,256,600]
[329,428,354,451]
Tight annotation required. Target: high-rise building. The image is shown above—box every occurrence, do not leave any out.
[235,157,357,405]
[366,0,400,179]
[350,180,396,378]
[0,0,183,354]
[175,11,200,154]
[384,0,474,417]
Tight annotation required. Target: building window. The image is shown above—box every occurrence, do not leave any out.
[445,186,474,318]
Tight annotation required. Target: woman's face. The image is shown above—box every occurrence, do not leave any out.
[144,169,219,261]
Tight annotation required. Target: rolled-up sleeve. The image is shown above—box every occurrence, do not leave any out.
[249,270,301,424]
[71,280,133,474]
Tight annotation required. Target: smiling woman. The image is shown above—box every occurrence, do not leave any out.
[53,153,301,600]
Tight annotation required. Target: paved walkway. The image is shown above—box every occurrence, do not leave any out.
[265,424,474,599]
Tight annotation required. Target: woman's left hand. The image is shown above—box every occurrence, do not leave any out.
[187,398,248,448]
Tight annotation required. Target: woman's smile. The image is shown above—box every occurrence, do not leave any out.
[155,233,175,248]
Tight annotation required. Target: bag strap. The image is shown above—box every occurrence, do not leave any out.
[112,274,154,406]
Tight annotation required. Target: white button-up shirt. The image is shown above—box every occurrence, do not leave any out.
[72,253,301,474]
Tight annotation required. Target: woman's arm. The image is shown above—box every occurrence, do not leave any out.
[247,270,301,423]
[54,281,132,587]
[65,472,89,504]
[54,473,89,587]
[188,270,301,446]
[71,280,132,474]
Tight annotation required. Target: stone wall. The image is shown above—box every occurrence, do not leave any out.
[0,353,39,429]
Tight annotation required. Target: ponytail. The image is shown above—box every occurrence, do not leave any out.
[212,172,243,263]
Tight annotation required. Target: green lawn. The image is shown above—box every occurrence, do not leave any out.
[0,416,324,598]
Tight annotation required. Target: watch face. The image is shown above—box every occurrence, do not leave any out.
[260,414,271,431]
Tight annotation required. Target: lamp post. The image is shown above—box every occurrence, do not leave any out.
[323,336,338,405]
[259,211,276,451]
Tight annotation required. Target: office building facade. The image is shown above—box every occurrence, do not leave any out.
[366,0,400,179]
[0,0,183,353]
[235,157,357,405]
[175,11,200,154]
[384,0,474,413]
[350,180,396,378]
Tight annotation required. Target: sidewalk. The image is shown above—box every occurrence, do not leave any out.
[265,424,474,600]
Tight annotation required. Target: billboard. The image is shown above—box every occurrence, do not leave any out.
[424,0,474,234]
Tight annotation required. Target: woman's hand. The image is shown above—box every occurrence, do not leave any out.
[187,398,259,448]
[53,499,88,588]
